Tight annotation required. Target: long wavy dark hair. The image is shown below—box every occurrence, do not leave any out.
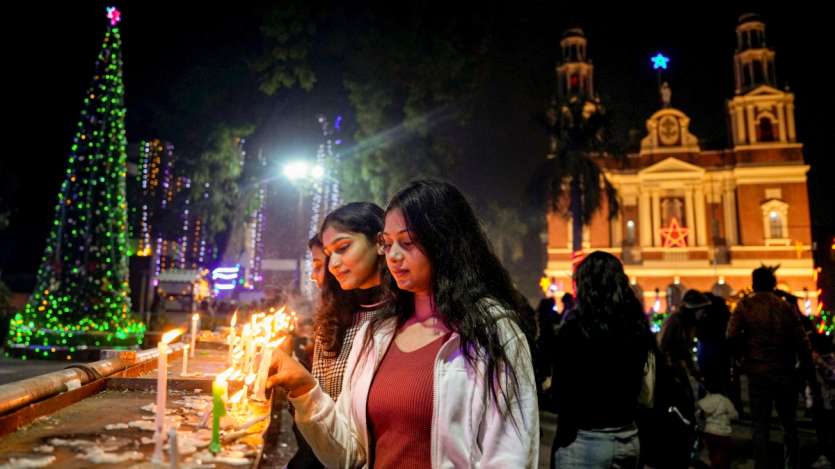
[573,251,654,372]
[316,202,386,353]
[369,179,532,417]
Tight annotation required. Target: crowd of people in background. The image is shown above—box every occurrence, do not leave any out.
[182,178,835,468]
[531,262,834,469]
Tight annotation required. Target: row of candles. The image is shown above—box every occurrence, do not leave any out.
[151,308,296,462]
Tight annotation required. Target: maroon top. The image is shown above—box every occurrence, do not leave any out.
[367,334,448,469]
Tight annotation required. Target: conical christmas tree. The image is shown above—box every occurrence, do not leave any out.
[6,6,144,358]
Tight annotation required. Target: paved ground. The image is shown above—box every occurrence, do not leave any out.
[0,354,87,385]
[1,352,827,468]
[538,374,825,469]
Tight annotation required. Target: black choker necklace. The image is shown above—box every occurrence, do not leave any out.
[354,285,384,310]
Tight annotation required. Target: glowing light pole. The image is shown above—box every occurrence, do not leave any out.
[282,160,324,291]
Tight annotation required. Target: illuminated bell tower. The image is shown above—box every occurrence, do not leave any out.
[556,28,594,101]
[728,13,797,147]
[733,13,776,93]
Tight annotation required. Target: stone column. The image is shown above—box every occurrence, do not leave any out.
[736,106,746,145]
[695,187,707,246]
[652,191,661,247]
[640,192,652,247]
[723,186,738,245]
[747,105,757,144]
[685,188,696,247]
[777,103,787,142]
[611,211,622,247]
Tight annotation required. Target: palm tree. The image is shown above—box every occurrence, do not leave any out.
[483,201,529,265]
[535,97,620,259]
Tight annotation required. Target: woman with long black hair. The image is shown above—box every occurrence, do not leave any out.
[550,251,656,469]
[270,180,539,468]
[286,202,388,469]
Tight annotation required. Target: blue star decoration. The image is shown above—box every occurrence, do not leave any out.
[651,53,670,70]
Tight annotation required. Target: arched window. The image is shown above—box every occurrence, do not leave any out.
[757,117,775,142]
[769,210,783,238]
[753,59,765,84]
[569,74,580,94]
[743,64,752,88]
[625,219,636,245]
[761,199,789,244]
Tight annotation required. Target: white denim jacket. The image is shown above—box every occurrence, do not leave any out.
[289,301,539,468]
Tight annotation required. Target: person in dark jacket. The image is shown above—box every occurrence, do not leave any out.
[727,265,814,469]
[697,293,732,395]
[550,251,655,469]
[657,290,710,468]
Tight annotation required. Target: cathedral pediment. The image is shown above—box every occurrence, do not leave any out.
[640,108,700,156]
[638,157,705,182]
[744,84,784,97]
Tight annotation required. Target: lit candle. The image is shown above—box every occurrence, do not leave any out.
[210,368,232,454]
[190,313,199,358]
[243,372,256,409]
[168,426,179,469]
[152,328,184,464]
[228,311,238,365]
[181,343,189,376]
[243,324,255,372]
[229,388,246,413]
[253,338,284,401]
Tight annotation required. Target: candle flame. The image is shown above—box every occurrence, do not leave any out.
[245,373,257,386]
[216,367,233,384]
[231,311,238,327]
[192,313,199,321]
[273,337,287,347]
[229,388,245,404]
[161,328,184,344]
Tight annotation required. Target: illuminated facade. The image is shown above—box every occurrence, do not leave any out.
[546,14,817,312]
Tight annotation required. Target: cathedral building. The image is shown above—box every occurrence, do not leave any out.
[546,14,818,312]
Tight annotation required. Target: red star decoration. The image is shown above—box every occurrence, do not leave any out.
[660,217,689,247]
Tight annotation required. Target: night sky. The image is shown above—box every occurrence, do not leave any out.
[1,3,831,296]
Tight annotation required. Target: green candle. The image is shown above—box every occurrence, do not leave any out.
[210,369,231,454]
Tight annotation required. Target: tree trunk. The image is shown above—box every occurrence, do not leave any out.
[571,176,583,256]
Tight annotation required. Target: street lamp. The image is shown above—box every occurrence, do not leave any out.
[282,160,324,183]
[281,160,324,292]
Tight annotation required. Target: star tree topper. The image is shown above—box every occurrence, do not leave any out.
[651,53,670,70]
[106,6,121,26]
[660,217,689,248]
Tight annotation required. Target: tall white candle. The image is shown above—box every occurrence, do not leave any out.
[181,343,190,376]
[253,339,282,401]
[190,313,199,358]
[243,324,255,372]
[153,329,183,464]
[168,426,180,469]
[227,311,237,365]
